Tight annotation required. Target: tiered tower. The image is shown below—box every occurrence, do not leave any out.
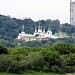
[34,26,37,35]
[22,25,25,32]
[47,24,52,35]
[38,23,42,33]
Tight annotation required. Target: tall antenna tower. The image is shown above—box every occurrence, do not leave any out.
[70,0,73,25]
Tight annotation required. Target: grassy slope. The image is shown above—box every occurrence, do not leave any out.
[0,72,65,75]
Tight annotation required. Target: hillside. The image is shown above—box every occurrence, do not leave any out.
[0,14,75,47]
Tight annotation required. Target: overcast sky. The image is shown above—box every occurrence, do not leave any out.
[0,0,74,23]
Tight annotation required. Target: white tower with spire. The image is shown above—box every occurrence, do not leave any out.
[17,25,25,39]
[45,24,52,38]
[38,23,42,33]
[43,26,45,33]
[21,25,25,34]
[34,26,37,35]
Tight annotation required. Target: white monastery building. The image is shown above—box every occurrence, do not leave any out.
[17,23,68,41]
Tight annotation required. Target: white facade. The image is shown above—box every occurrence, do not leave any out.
[17,24,68,41]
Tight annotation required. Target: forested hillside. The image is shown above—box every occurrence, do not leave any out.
[0,14,75,74]
[0,14,61,39]
[0,14,75,47]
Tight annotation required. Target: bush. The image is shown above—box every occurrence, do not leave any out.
[0,54,12,71]
[50,66,64,74]
[50,66,60,73]
[0,44,8,54]
[52,43,74,54]
[42,65,49,72]
[25,52,44,71]
[64,66,75,73]
[0,54,29,73]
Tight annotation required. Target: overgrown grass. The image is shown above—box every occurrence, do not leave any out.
[0,71,65,75]
[0,72,18,75]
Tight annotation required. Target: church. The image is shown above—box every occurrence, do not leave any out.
[16,23,68,41]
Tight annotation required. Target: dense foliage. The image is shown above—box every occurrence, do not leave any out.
[0,14,60,39]
[13,37,75,48]
[0,14,75,47]
[0,43,75,74]
[0,14,75,74]
[0,44,8,54]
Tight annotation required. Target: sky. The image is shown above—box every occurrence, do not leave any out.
[0,0,74,23]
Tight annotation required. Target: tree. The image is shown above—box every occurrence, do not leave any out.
[25,52,44,71]
[0,44,8,54]
[52,43,74,54]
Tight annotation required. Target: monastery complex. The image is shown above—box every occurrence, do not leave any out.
[16,23,68,41]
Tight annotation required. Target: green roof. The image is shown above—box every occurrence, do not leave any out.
[54,33,59,36]
[22,36,35,38]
